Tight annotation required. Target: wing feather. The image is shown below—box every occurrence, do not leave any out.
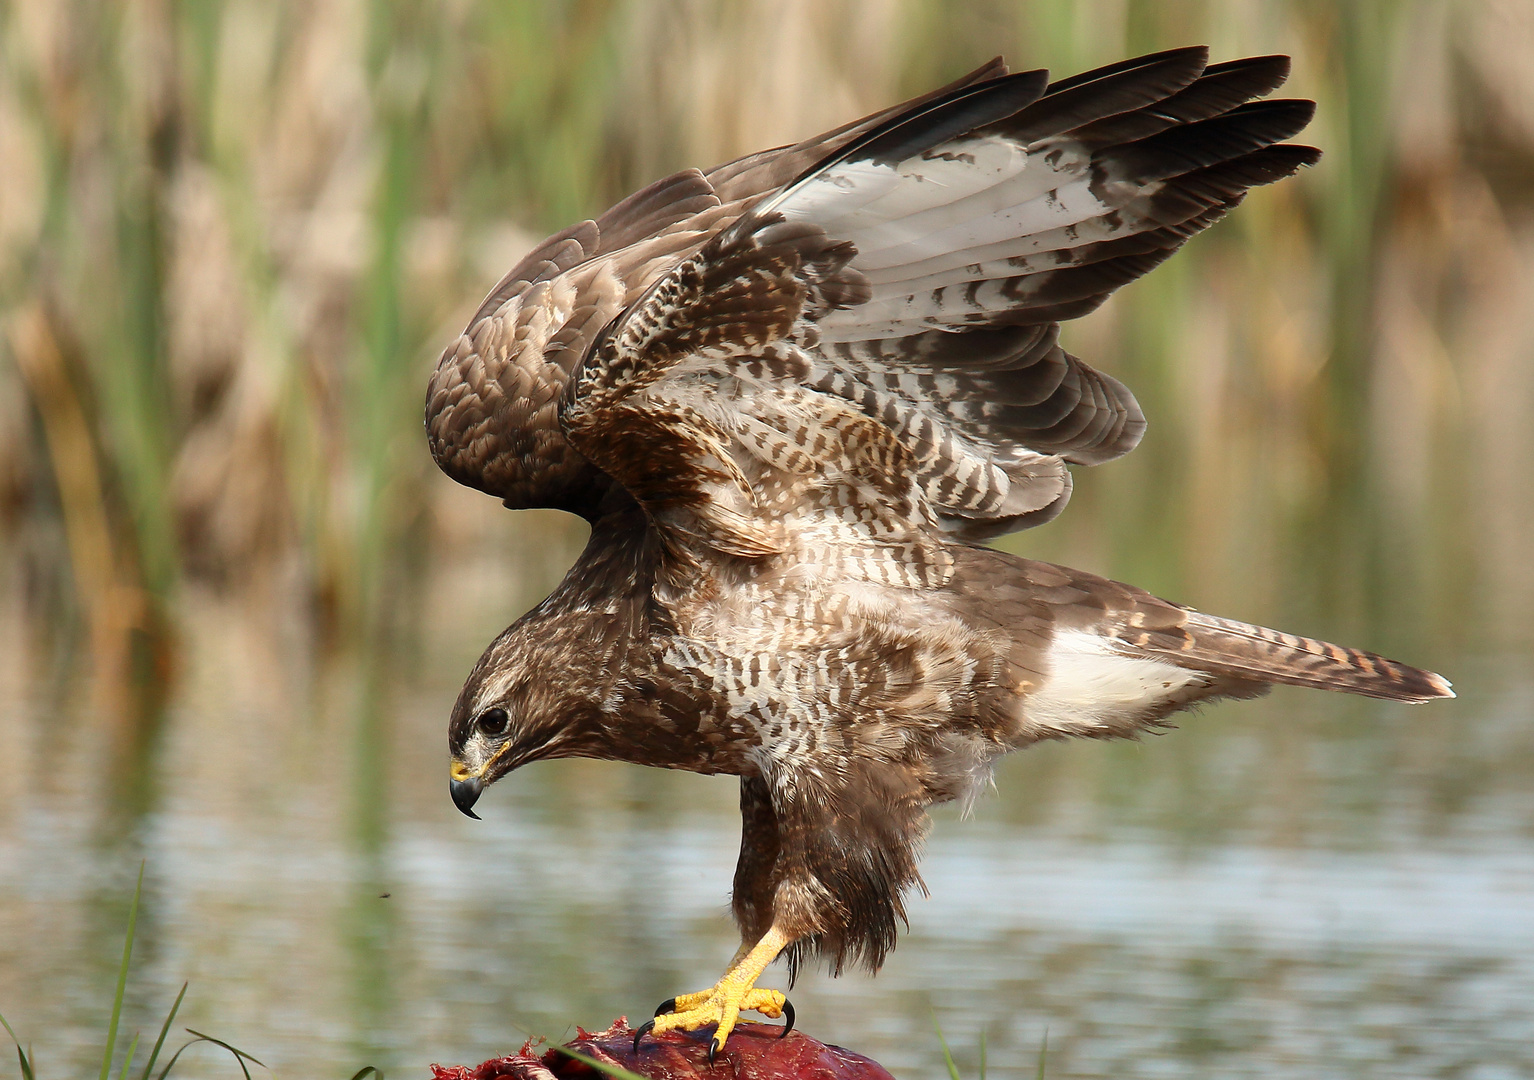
[428,49,1318,545]
[424,66,1016,518]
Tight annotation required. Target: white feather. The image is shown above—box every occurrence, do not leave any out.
[768,133,1175,344]
[858,211,1151,297]
[1020,631,1206,740]
[770,159,906,223]
[848,176,1122,271]
[813,138,1031,232]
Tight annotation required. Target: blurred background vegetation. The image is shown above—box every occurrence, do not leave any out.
[2,2,1533,1076]
[2,0,1531,719]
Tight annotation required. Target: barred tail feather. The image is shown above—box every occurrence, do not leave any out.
[1162,611,1455,704]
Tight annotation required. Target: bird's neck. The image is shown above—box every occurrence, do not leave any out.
[541,503,662,616]
[530,509,752,775]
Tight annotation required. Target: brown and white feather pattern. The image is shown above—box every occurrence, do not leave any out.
[438,49,1453,983]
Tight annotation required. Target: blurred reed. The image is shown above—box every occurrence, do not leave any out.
[1,0,1531,719]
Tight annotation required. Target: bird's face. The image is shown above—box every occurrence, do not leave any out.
[446,624,577,819]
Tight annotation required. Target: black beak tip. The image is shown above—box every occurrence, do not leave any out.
[451,776,484,820]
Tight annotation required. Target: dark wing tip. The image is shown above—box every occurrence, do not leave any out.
[1201,53,1292,94]
[791,67,1051,185]
[1043,44,1210,95]
[1407,670,1456,702]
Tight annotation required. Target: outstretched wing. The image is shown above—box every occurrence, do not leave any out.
[428,48,1318,540]
[767,47,1317,538]
[424,62,1008,517]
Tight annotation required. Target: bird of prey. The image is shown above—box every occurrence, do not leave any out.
[427,47,1452,1059]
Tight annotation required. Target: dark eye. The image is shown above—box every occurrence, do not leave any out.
[475,707,510,737]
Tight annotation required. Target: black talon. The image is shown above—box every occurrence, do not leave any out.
[654,997,677,1018]
[708,1037,722,1066]
[632,1019,656,1054]
[778,998,795,1039]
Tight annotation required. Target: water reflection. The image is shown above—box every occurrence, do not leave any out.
[1,585,1529,1079]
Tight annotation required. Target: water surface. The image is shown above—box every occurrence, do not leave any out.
[1,598,1527,1079]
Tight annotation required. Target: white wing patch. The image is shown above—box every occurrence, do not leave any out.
[1021,630,1207,740]
[766,132,1156,345]
[790,138,1031,236]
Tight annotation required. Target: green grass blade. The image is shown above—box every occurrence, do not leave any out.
[154,1031,267,1080]
[549,1045,655,1080]
[979,1027,987,1080]
[930,1010,962,1080]
[1,1012,37,1080]
[348,1068,384,1080]
[118,1030,142,1080]
[152,1040,192,1080]
[102,862,146,1080]
[138,983,188,1080]
[1034,1029,1049,1080]
[182,1029,265,1079]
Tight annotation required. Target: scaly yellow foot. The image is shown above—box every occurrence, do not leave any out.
[633,926,795,1062]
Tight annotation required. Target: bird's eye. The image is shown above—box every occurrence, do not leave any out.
[476,707,510,737]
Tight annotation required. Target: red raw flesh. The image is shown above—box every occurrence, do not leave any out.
[429,1018,896,1080]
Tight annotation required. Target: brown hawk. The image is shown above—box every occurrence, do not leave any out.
[427,48,1452,1059]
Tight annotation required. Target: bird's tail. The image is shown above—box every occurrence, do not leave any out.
[1128,609,1454,704]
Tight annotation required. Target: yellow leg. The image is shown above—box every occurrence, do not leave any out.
[635,926,794,1060]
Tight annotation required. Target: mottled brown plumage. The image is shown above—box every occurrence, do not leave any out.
[433,48,1452,1037]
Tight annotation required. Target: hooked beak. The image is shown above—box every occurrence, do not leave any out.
[450,775,484,819]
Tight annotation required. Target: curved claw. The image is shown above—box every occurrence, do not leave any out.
[654,997,677,1018]
[778,998,795,1039]
[708,1036,721,1066]
[632,1019,656,1054]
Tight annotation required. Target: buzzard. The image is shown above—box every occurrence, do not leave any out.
[427,48,1452,1059]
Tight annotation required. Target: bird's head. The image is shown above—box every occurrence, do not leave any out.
[446,619,588,819]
